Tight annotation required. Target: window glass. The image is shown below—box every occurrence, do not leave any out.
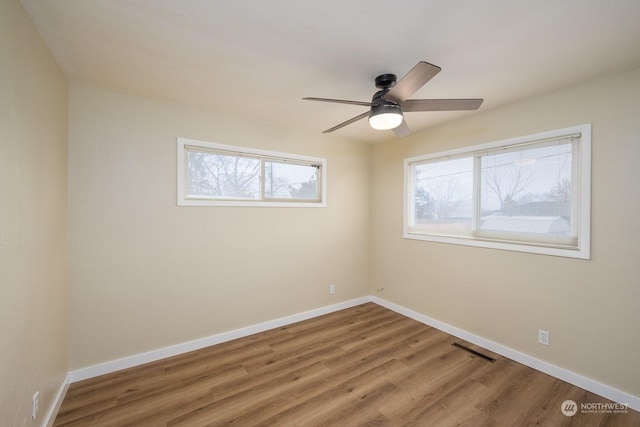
[265,162,319,200]
[186,150,260,200]
[412,157,473,235]
[479,143,573,242]
[404,125,590,259]
[178,138,326,207]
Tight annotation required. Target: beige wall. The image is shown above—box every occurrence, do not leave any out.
[0,0,68,425]
[371,67,640,396]
[67,82,371,369]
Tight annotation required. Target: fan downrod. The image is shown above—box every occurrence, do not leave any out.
[374,74,397,89]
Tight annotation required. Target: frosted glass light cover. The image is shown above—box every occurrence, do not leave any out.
[369,112,403,130]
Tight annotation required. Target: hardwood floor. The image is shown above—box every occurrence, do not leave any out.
[54,303,639,426]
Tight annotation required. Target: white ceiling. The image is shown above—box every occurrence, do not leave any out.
[21,0,640,143]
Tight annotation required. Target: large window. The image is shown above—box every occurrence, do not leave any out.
[405,124,591,259]
[177,138,326,207]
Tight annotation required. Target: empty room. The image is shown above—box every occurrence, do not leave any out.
[2,0,640,425]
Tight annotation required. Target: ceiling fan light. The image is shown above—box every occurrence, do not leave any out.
[369,103,403,130]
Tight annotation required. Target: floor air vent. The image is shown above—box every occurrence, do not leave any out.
[452,342,496,363]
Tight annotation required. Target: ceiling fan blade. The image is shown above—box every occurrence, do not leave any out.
[393,119,411,138]
[303,97,372,107]
[402,98,484,112]
[322,111,370,133]
[384,61,441,103]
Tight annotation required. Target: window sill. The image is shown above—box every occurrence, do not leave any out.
[403,231,590,259]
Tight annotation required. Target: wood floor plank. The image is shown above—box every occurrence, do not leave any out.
[250,360,406,427]
[207,331,426,425]
[379,352,488,421]
[54,303,640,426]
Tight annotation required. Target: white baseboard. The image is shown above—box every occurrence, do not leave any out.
[371,296,640,412]
[43,373,70,427]
[62,294,639,415]
[68,296,371,383]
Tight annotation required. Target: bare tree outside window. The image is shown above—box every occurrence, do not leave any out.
[178,138,326,207]
[479,143,573,236]
[186,151,320,202]
[545,178,572,202]
[413,157,473,232]
[414,186,434,220]
[481,155,535,212]
[480,144,572,213]
[424,174,464,220]
[186,151,261,199]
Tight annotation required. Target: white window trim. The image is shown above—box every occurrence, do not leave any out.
[403,124,591,259]
[177,138,327,207]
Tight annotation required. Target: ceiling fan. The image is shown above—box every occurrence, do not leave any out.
[303,61,483,137]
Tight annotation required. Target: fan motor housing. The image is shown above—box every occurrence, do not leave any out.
[371,89,400,109]
[374,73,397,89]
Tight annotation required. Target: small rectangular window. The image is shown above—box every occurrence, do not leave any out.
[405,124,591,259]
[178,138,326,207]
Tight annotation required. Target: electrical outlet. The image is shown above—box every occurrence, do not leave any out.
[32,391,39,420]
[329,284,336,295]
[538,329,550,346]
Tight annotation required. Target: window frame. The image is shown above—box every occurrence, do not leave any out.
[404,124,591,259]
[177,138,327,207]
